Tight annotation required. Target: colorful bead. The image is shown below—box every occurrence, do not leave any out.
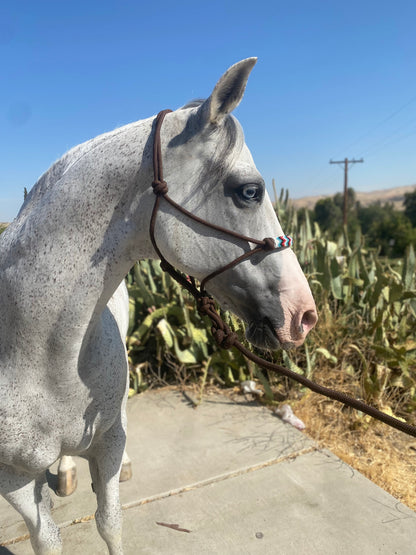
[275,235,293,249]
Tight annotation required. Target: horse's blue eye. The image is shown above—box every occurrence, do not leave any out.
[240,185,260,201]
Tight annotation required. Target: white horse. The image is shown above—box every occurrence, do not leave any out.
[0,58,317,554]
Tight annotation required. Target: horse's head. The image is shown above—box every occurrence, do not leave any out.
[151,58,317,350]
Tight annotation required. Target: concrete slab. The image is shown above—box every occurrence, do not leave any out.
[1,389,415,554]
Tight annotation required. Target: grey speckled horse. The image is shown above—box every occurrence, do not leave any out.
[0,58,317,554]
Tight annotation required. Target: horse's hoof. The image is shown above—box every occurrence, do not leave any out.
[56,463,78,497]
[119,460,132,482]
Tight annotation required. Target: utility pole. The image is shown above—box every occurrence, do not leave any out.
[329,158,364,226]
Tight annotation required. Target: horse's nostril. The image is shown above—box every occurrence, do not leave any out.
[301,309,318,333]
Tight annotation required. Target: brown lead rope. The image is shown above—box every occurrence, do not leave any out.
[149,109,416,439]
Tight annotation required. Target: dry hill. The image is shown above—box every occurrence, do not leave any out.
[289,184,416,211]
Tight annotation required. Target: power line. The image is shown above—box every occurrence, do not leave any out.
[361,121,416,158]
[329,158,364,226]
[340,94,416,155]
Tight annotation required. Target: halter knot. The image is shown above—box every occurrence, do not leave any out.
[197,296,217,318]
[262,237,276,251]
[211,326,238,350]
[197,298,237,348]
[152,179,168,196]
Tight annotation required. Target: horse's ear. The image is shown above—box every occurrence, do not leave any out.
[199,57,257,126]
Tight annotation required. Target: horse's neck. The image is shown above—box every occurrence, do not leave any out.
[0,118,155,364]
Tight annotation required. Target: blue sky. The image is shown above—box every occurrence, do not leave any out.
[1,0,416,221]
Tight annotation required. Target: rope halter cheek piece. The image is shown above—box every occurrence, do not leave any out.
[148,109,416,439]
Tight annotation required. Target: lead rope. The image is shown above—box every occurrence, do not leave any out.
[149,110,416,439]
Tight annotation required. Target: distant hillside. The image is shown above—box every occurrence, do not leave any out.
[289,184,416,211]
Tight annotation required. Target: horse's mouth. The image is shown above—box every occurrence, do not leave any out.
[246,318,294,351]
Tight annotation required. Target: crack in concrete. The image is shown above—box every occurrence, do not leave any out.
[1,446,318,547]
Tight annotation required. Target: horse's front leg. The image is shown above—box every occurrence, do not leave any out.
[0,466,62,554]
[88,424,126,555]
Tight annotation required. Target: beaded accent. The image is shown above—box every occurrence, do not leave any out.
[274,235,293,249]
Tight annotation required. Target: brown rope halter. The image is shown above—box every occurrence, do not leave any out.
[149,109,416,439]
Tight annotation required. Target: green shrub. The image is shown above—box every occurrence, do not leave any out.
[126,260,252,395]
[282,194,416,419]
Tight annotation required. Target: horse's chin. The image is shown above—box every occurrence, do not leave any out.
[246,319,294,351]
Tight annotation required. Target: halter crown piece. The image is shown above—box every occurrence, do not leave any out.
[149,109,416,439]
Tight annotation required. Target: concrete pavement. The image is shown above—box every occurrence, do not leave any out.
[1,388,415,554]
